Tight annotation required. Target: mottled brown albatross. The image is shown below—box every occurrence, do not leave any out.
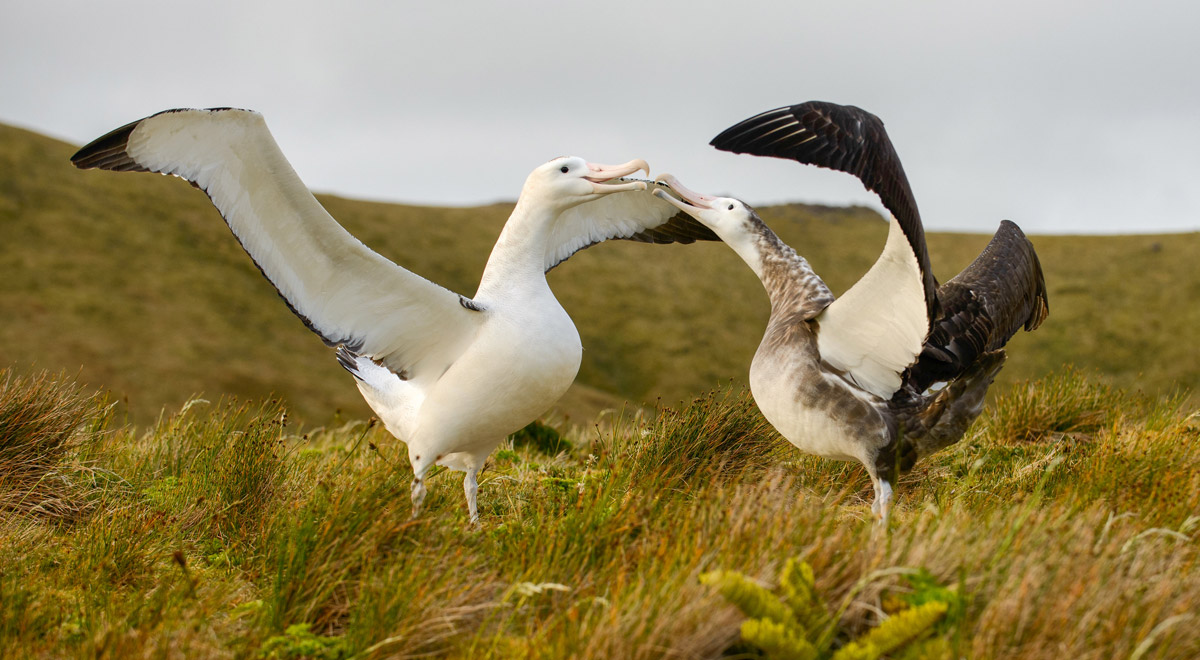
[654,101,1048,523]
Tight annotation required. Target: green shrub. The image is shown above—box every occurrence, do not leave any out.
[510,420,572,456]
[260,622,346,659]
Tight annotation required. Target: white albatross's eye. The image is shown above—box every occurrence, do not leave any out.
[560,166,569,173]
[727,204,735,211]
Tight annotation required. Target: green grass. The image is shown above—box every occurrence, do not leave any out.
[2,368,1198,658]
[1,122,1197,430]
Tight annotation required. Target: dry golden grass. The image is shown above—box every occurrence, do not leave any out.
[0,370,111,520]
[1,369,1197,658]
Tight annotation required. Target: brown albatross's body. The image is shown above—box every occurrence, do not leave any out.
[656,101,1048,522]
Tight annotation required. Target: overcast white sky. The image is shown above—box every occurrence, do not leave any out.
[3,1,1198,234]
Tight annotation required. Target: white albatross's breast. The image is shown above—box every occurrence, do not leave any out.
[407,288,582,467]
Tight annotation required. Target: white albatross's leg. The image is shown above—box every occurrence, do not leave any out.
[410,465,430,520]
[464,464,481,524]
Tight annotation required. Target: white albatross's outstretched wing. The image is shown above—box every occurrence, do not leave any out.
[544,179,719,272]
[71,107,483,384]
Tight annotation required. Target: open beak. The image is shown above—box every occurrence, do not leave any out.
[652,173,717,213]
[585,159,650,194]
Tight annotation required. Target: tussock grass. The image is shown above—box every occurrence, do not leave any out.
[597,386,786,490]
[0,369,111,520]
[137,397,291,541]
[1,370,1198,658]
[984,366,1115,443]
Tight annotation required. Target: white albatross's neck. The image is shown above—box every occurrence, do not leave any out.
[474,198,557,304]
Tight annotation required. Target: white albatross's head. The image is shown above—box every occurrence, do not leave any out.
[522,156,650,210]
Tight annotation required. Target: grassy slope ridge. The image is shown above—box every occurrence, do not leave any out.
[2,122,1197,428]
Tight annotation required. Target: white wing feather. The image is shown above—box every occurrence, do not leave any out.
[816,217,929,399]
[544,185,691,271]
[124,109,482,383]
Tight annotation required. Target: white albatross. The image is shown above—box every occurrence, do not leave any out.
[654,101,1049,524]
[70,107,717,523]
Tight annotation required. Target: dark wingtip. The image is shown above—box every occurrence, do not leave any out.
[708,104,796,155]
[983,219,1050,333]
[988,220,1046,328]
[70,117,146,172]
[71,107,243,172]
[997,219,1025,236]
[1002,220,1050,332]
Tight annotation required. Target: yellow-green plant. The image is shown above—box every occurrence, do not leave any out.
[829,601,948,660]
[700,559,951,660]
[259,622,346,660]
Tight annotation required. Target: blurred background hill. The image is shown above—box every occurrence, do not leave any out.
[2,122,1196,428]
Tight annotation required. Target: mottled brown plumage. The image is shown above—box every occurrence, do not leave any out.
[711,104,1049,389]
[656,100,1049,523]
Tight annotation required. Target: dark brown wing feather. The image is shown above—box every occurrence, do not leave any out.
[710,101,939,320]
[623,181,719,245]
[625,213,720,245]
[904,220,1048,392]
[70,117,149,172]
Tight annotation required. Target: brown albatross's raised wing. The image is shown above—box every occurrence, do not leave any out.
[710,101,939,321]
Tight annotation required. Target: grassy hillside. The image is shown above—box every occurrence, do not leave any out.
[1,122,1196,428]
[2,368,1198,658]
